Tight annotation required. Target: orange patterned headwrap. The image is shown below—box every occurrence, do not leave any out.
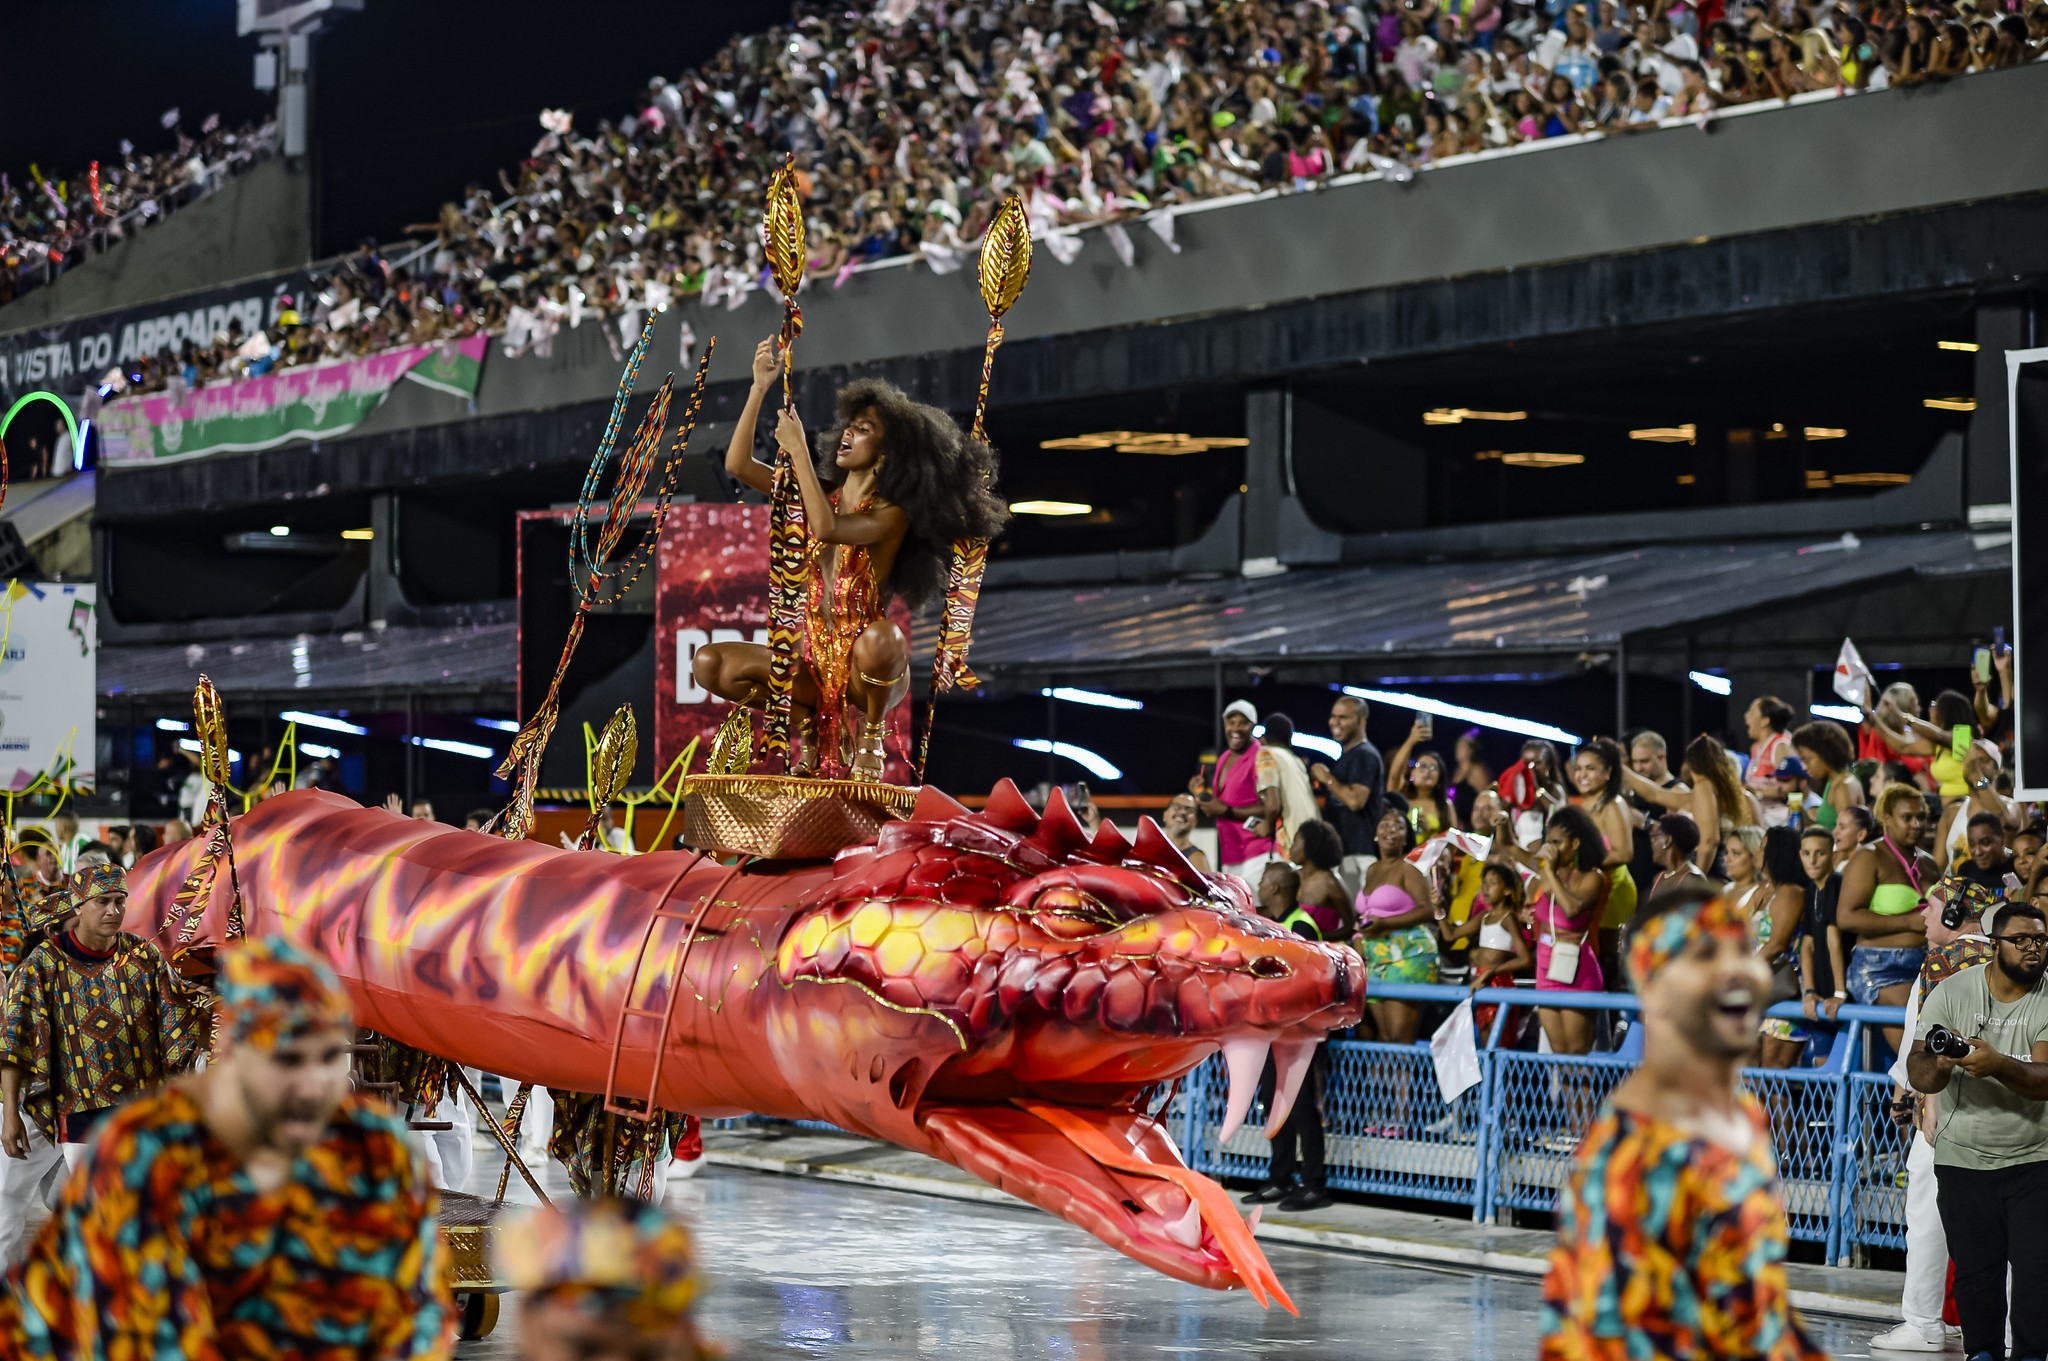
[1626,890,1750,990]
[495,1197,699,1329]
[217,935,353,1052]
[70,862,127,903]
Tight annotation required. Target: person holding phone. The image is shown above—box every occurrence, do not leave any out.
[1862,687,1980,812]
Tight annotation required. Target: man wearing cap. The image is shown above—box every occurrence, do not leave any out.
[0,863,201,1263]
[1191,700,1275,881]
[1541,883,1827,1360]
[1,935,454,1358]
[498,1197,714,1361]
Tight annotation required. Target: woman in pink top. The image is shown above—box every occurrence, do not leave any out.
[1192,701,1274,874]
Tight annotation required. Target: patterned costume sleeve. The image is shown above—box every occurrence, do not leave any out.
[360,1101,457,1360]
[1539,1112,1629,1361]
[14,1105,226,1360]
[1691,1105,1831,1361]
[141,939,205,1074]
[0,949,57,1141]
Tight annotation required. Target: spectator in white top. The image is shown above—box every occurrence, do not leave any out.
[1255,714,1324,861]
[1626,77,1673,121]
[1537,6,1603,90]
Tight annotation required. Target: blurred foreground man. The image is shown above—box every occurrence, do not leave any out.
[498,1197,714,1361]
[1541,883,1827,1360]
[0,936,453,1359]
[0,864,200,1262]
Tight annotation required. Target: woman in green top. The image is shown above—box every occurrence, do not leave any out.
[1791,720,1863,832]
[1835,784,1937,1051]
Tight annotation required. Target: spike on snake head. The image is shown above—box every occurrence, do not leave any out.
[911,785,971,825]
[1025,786,1090,861]
[1131,815,1203,888]
[981,779,1039,833]
[1083,818,1131,864]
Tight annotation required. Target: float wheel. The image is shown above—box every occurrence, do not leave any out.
[456,1290,500,1339]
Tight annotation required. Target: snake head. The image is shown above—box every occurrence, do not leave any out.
[766,783,1363,1306]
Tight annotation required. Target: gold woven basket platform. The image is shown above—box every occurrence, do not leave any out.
[682,774,919,860]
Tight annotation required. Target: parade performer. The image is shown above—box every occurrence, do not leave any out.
[1,830,66,973]
[364,1034,474,1194]
[545,1092,692,1204]
[1541,881,1827,1360]
[498,1197,713,1361]
[696,334,1005,778]
[0,935,454,1359]
[0,863,202,1263]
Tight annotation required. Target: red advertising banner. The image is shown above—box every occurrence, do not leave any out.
[654,504,912,782]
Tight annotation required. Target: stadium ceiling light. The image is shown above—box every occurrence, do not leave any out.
[1810,702,1862,722]
[408,735,495,760]
[473,717,522,732]
[1011,500,1094,517]
[280,709,370,736]
[269,525,291,537]
[1255,726,1341,760]
[341,528,374,540]
[1040,686,1144,711]
[1425,407,1528,425]
[1804,427,1847,440]
[179,738,243,762]
[1937,340,1980,352]
[1628,425,1696,443]
[155,718,191,732]
[1922,397,1976,412]
[1829,472,1912,486]
[1501,452,1583,468]
[1039,431,1250,455]
[1013,738,1123,781]
[1339,686,1580,745]
[1688,671,1733,696]
[299,742,340,759]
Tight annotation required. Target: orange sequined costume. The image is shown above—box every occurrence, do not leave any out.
[802,491,885,772]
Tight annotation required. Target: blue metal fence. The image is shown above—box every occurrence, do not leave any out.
[1173,982,1910,1264]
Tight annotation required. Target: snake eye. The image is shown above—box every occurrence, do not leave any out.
[1028,885,1123,938]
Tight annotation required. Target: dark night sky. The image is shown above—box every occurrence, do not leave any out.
[2,0,793,256]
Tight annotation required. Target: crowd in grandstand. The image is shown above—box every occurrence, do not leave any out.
[0,117,277,306]
[84,0,2048,403]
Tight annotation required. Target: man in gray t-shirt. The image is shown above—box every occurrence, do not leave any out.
[1907,903,2048,1360]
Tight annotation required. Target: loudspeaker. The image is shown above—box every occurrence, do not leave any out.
[2010,347,2048,798]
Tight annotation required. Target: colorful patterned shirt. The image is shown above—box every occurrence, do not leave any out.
[0,873,64,971]
[1921,934,1995,994]
[0,1084,454,1360]
[1541,1096,1827,1360]
[0,930,202,1142]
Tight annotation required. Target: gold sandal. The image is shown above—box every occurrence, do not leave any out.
[849,719,887,781]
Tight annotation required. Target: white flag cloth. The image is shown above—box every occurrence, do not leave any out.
[1430,999,1484,1102]
[1143,209,1181,253]
[159,107,181,130]
[1042,230,1083,264]
[1834,637,1874,705]
[1103,222,1135,267]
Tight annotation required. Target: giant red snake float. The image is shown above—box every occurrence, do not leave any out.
[127,780,1363,1307]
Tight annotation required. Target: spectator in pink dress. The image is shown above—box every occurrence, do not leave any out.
[1192,700,1274,880]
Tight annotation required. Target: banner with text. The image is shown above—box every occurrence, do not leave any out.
[0,582,97,793]
[95,335,488,463]
[0,268,318,402]
[654,503,911,782]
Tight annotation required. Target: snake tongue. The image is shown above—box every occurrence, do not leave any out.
[920,1102,1296,1311]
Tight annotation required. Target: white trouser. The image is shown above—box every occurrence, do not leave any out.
[0,1116,83,1263]
[1901,1131,1946,1330]
[410,1082,475,1195]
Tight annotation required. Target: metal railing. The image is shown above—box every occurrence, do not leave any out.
[708,980,1911,1266]
[1166,982,1909,1264]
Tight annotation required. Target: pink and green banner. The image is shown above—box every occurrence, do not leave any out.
[96,335,489,464]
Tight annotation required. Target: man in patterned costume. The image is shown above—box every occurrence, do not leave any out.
[0,934,454,1359]
[0,829,66,975]
[1541,881,1828,1360]
[497,1197,714,1360]
[547,1091,697,1204]
[0,863,200,1262]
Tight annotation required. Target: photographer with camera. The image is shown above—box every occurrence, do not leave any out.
[1871,876,2000,1351]
[1905,900,2048,1361]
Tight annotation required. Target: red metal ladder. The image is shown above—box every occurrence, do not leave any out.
[601,854,747,1120]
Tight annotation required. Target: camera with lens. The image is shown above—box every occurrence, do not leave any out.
[1926,1024,1973,1059]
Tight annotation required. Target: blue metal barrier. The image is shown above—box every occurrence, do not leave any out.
[1175,982,1908,1263]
